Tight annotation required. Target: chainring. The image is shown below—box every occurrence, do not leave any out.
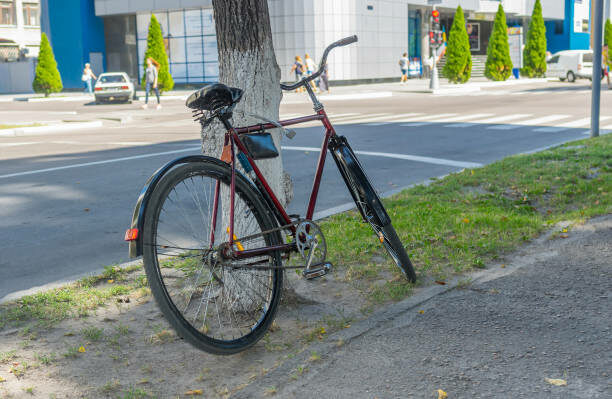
[295,220,327,268]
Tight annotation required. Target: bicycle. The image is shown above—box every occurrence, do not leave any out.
[124,35,416,355]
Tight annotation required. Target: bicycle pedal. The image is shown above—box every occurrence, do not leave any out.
[302,262,332,280]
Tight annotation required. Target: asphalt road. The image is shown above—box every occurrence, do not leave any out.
[0,81,609,301]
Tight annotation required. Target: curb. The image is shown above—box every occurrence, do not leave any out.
[0,120,103,137]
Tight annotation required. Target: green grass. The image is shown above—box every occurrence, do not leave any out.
[323,135,611,300]
[0,265,142,330]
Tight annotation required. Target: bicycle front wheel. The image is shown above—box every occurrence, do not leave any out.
[332,140,417,282]
[142,160,283,355]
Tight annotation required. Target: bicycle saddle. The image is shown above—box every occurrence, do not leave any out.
[186,83,243,111]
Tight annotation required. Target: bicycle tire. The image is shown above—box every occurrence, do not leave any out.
[142,160,283,355]
[331,141,417,282]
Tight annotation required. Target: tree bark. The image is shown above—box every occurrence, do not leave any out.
[206,0,292,206]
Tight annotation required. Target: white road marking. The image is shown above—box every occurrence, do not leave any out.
[533,116,612,132]
[282,146,482,168]
[444,114,531,128]
[0,147,200,180]
[363,113,426,126]
[0,142,37,147]
[487,114,571,130]
[435,113,494,123]
[397,113,460,127]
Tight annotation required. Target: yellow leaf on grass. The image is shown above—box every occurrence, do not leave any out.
[78,346,86,353]
[462,218,470,224]
[561,228,568,233]
[437,389,448,399]
[545,378,567,386]
[107,279,114,284]
[185,389,203,395]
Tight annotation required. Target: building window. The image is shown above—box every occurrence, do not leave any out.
[136,8,218,84]
[22,2,39,26]
[554,20,563,35]
[0,1,16,25]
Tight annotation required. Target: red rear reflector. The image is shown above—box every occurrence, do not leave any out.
[124,228,139,241]
[94,87,102,91]
[121,85,129,89]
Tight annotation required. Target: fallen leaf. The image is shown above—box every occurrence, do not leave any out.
[185,389,203,395]
[84,208,90,212]
[501,264,506,268]
[561,228,568,233]
[64,332,74,336]
[595,200,600,205]
[107,279,114,284]
[78,346,86,353]
[418,310,425,314]
[545,378,567,386]
[437,389,448,399]
[0,376,5,382]
[462,218,470,224]
[434,281,446,285]
[470,170,474,175]
[560,234,569,239]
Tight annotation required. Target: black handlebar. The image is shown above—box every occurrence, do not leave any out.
[280,35,358,91]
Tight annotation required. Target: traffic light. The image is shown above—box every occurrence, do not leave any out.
[430,9,443,47]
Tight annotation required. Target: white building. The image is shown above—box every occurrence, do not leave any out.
[59,1,568,85]
[0,0,40,61]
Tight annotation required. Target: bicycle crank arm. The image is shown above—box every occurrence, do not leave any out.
[303,262,332,280]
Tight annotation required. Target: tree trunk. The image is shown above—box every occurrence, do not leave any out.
[206,0,292,206]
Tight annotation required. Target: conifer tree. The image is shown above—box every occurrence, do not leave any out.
[485,4,513,81]
[142,14,174,92]
[32,33,62,96]
[443,6,472,83]
[521,0,547,77]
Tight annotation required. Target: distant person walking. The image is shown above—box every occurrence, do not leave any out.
[290,56,305,92]
[304,53,318,92]
[318,62,330,93]
[82,63,97,94]
[399,52,409,83]
[603,45,611,89]
[143,57,161,110]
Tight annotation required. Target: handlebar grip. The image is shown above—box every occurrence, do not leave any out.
[336,35,358,46]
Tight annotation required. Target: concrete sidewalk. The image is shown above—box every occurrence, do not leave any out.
[235,214,612,398]
[0,77,551,104]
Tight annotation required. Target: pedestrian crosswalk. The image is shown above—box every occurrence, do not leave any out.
[278,111,608,133]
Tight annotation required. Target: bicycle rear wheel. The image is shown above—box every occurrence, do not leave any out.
[331,139,417,282]
[142,160,283,355]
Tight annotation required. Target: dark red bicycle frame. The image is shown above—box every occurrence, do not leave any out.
[209,108,337,261]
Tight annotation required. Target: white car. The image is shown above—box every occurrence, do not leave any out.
[94,72,134,103]
[546,50,599,82]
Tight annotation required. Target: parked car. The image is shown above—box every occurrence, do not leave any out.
[94,72,134,103]
[546,50,600,82]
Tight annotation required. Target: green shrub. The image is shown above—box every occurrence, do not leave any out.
[141,14,174,92]
[522,0,547,78]
[32,33,62,97]
[485,4,513,81]
[443,6,472,83]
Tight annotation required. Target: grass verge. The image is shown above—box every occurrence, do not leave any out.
[323,135,611,302]
[0,123,43,130]
[0,135,610,330]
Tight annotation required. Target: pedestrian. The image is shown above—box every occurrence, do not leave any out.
[143,57,161,110]
[398,52,409,83]
[603,45,611,89]
[82,63,97,94]
[318,62,330,93]
[290,56,305,92]
[304,53,318,92]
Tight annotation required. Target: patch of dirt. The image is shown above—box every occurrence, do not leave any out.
[0,266,377,398]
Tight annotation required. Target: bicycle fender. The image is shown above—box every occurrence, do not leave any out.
[127,155,237,258]
[329,136,391,226]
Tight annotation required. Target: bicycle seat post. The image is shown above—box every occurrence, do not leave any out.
[304,83,323,112]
